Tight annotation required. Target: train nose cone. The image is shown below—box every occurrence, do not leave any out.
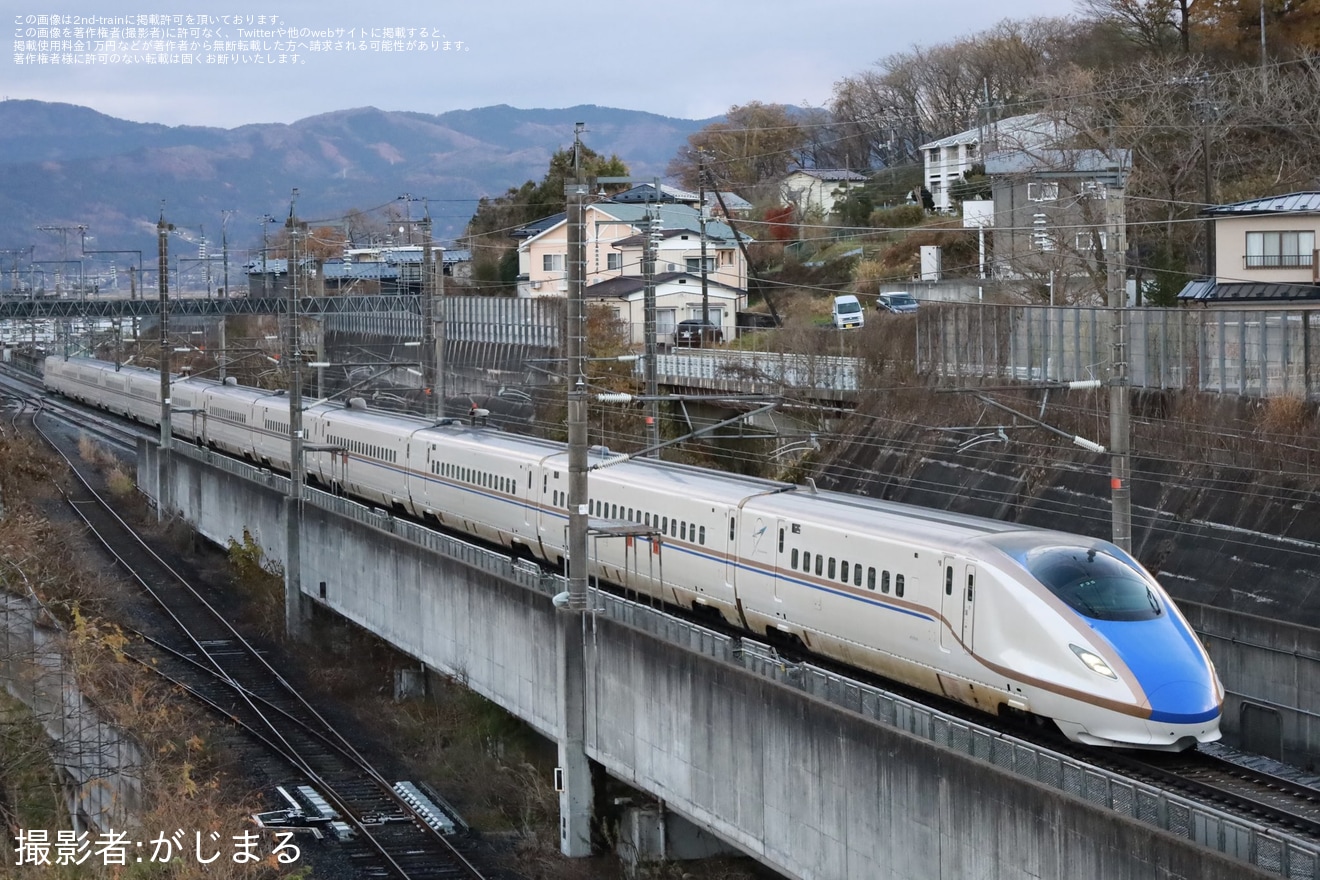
[1145,680,1221,724]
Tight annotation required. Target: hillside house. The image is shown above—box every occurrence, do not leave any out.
[985,148,1129,287]
[778,168,868,219]
[921,113,1070,213]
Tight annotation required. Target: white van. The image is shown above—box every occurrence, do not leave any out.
[831,294,864,329]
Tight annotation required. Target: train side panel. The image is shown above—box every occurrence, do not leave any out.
[404,425,531,547]
[582,461,740,621]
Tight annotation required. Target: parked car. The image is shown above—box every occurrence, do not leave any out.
[674,319,724,347]
[831,294,865,329]
[877,292,919,314]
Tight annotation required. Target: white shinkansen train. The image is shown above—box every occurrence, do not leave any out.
[45,355,1224,750]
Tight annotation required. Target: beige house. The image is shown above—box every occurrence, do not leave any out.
[514,201,747,298]
[610,228,744,292]
[1179,193,1320,307]
[585,272,744,346]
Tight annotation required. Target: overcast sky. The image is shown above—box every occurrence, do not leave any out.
[9,1,1078,128]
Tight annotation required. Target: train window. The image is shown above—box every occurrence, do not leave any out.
[945,566,953,596]
[895,574,905,598]
[698,526,705,545]
[777,528,783,552]
[628,508,634,521]
[881,571,890,594]
[967,572,975,602]
[644,512,651,527]
[802,552,811,571]
[814,555,823,577]
[730,518,736,541]
[792,549,799,569]
[841,561,849,582]
[828,558,836,579]
[864,566,873,589]
[681,522,687,541]
[1022,546,1161,621]
[662,517,669,534]
[612,504,619,519]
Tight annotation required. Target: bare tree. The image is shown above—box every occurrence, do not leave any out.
[1082,0,1194,54]
[828,17,1083,168]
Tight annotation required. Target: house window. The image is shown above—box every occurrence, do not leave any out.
[607,252,622,271]
[1081,180,1107,199]
[1028,182,1059,202]
[1074,231,1108,254]
[686,257,714,273]
[542,253,564,272]
[1245,231,1316,268]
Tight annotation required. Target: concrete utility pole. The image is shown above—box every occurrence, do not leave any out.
[598,173,667,453]
[557,133,593,857]
[1194,74,1216,276]
[1106,182,1131,553]
[420,209,441,419]
[157,211,171,522]
[220,210,233,382]
[698,150,710,328]
[641,208,660,454]
[285,190,306,639]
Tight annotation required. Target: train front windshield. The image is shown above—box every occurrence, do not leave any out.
[1023,546,1163,622]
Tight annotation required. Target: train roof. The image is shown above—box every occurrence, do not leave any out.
[744,482,1075,553]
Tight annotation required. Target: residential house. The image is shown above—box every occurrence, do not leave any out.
[921,113,1069,213]
[985,148,1129,286]
[610,183,753,218]
[513,201,747,298]
[585,272,744,346]
[1178,193,1320,307]
[778,168,868,219]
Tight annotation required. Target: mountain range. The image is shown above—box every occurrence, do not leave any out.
[0,99,710,266]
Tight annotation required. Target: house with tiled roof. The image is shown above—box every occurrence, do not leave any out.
[610,183,752,217]
[585,271,744,346]
[778,168,868,219]
[1178,193,1320,306]
[514,201,748,298]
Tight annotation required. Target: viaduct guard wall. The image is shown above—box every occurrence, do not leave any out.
[140,440,1279,880]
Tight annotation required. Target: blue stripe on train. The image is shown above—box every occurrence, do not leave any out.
[1088,616,1221,724]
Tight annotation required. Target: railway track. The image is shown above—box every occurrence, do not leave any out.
[28,402,492,880]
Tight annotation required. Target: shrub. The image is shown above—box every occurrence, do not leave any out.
[868,205,926,230]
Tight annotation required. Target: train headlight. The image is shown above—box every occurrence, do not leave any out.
[1070,644,1117,679]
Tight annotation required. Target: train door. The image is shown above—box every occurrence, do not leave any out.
[722,509,737,590]
[961,563,976,649]
[939,557,961,652]
[769,519,787,604]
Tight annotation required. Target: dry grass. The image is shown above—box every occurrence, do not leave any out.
[0,434,293,878]
[1259,394,1313,437]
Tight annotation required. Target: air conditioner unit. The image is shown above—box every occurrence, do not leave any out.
[530,280,541,289]
[557,279,568,291]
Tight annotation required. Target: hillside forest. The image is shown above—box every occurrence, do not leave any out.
[463,0,1320,307]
